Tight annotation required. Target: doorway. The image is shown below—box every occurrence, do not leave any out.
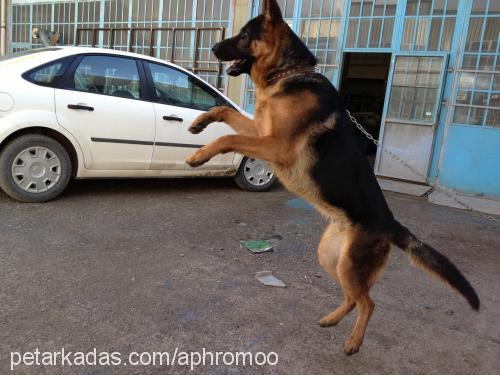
[339,53,391,165]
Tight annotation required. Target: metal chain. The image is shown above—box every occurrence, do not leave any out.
[346,110,499,223]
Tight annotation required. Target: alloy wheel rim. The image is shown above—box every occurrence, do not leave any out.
[11,146,62,193]
[243,158,274,187]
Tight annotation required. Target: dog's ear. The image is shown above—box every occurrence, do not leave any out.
[262,0,283,24]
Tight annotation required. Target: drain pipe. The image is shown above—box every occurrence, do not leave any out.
[0,0,7,56]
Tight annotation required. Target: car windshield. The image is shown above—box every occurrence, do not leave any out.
[0,47,62,63]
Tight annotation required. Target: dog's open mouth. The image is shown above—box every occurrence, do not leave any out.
[227,59,247,75]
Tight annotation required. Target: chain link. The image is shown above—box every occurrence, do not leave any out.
[346,110,499,223]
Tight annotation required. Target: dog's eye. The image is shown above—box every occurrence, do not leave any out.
[240,32,249,40]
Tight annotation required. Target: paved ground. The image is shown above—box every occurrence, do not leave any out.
[1,178,499,374]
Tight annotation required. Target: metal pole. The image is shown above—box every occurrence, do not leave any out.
[0,0,7,55]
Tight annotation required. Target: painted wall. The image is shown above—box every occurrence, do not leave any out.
[435,0,500,200]
[438,125,500,198]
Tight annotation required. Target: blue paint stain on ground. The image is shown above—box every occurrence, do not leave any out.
[177,310,197,322]
[286,198,315,212]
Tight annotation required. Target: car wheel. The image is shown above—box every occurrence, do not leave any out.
[234,157,277,192]
[0,134,72,203]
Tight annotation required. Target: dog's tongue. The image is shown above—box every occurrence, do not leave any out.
[227,59,244,75]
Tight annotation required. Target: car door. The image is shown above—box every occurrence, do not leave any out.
[144,61,235,170]
[55,54,155,170]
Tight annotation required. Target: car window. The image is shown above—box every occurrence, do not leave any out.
[32,63,63,83]
[23,56,73,87]
[148,62,217,111]
[70,55,141,99]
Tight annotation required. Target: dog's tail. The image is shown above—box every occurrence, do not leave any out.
[391,222,480,311]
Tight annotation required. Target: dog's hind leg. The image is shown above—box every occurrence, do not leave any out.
[318,223,356,327]
[319,292,355,327]
[336,231,391,355]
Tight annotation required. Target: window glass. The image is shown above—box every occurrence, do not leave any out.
[446,0,458,15]
[465,18,484,52]
[381,18,394,47]
[433,0,445,15]
[28,62,63,84]
[419,0,432,16]
[350,0,361,17]
[453,106,469,124]
[24,56,73,87]
[388,56,443,122]
[482,18,500,52]
[440,18,456,51]
[406,0,418,16]
[428,18,442,50]
[385,0,396,15]
[374,0,385,16]
[148,63,217,111]
[486,109,499,127]
[472,0,488,15]
[71,55,141,99]
[369,19,383,47]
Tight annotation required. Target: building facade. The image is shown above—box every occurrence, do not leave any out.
[2,0,500,211]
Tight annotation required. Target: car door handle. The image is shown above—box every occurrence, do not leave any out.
[163,115,183,123]
[68,104,94,111]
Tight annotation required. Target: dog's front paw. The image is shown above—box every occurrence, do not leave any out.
[186,150,210,167]
[189,114,213,134]
[343,337,361,356]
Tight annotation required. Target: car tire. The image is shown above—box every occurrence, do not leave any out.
[0,134,72,203]
[234,157,277,192]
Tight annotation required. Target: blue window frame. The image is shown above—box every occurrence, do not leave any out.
[453,0,499,128]
[400,0,458,51]
[244,0,344,111]
[345,0,396,49]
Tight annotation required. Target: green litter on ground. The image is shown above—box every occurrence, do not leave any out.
[240,240,273,253]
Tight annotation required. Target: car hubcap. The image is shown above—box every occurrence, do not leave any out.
[243,158,274,187]
[11,147,62,193]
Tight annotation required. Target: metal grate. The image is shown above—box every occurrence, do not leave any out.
[75,26,226,91]
[9,0,233,92]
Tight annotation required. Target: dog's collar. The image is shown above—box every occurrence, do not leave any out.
[266,65,316,86]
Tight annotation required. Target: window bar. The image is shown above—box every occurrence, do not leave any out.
[142,0,147,53]
[354,3,361,48]
[313,0,325,53]
[305,0,313,48]
[29,3,32,49]
[365,0,375,49]
[51,2,54,32]
[155,0,164,58]
[322,0,334,67]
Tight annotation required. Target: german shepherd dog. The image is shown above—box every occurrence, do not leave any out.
[186,0,480,355]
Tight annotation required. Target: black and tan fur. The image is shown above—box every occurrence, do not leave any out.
[186,0,480,355]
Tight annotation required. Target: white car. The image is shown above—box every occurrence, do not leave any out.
[0,47,275,202]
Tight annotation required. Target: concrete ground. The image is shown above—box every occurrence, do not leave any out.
[1,178,499,374]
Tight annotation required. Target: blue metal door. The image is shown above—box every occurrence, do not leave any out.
[375,52,450,182]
